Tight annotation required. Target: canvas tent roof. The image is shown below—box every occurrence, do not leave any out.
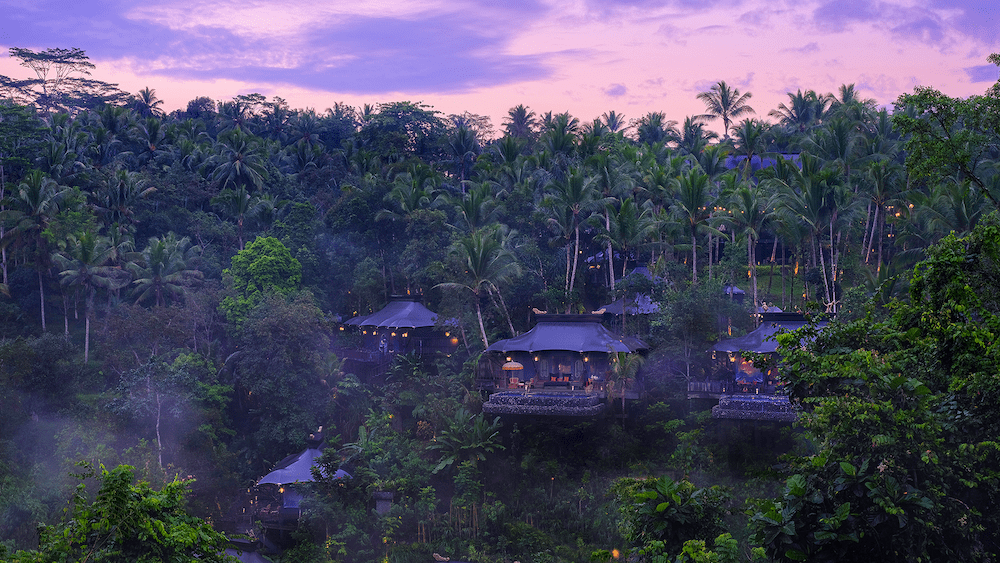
[600,295,659,315]
[256,435,351,486]
[486,314,641,353]
[345,299,438,329]
[712,313,827,354]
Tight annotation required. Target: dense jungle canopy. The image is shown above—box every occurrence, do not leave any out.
[1,47,1000,563]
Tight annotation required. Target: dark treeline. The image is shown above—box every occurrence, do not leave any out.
[1,46,1000,562]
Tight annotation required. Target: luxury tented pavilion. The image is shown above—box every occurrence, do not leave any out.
[224,429,350,553]
[476,313,648,416]
[338,296,459,377]
[690,312,828,422]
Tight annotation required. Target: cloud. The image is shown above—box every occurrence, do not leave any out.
[930,0,1000,46]
[782,42,820,54]
[0,0,555,95]
[604,83,627,97]
[812,0,999,48]
[812,0,883,33]
[965,64,999,83]
[890,16,946,44]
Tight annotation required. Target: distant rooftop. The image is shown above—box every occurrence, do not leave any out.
[486,314,646,353]
[344,297,438,329]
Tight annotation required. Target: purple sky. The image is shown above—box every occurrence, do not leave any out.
[0,0,997,135]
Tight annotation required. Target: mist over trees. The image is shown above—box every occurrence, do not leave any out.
[1,46,1000,562]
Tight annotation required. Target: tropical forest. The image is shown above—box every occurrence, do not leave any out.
[0,47,1000,563]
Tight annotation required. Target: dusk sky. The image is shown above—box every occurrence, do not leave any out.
[0,0,997,136]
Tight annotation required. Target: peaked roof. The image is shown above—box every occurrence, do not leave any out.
[257,447,324,485]
[346,299,438,329]
[486,314,639,353]
[257,434,350,486]
[712,313,827,354]
[600,295,660,315]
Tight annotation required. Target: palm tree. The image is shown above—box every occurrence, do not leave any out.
[696,80,755,140]
[436,228,520,348]
[768,90,832,133]
[587,151,635,291]
[671,169,715,284]
[212,185,268,250]
[675,116,719,156]
[503,105,539,141]
[132,87,165,118]
[634,112,678,146]
[212,128,267,193]
[601,110,627,133]
[829,83,876,122]
[544,168,599,300]
[447,181,498,234]
[771,153,847,310]
[592,197,656,283]
[730,118,771,179]
[723,182,780,315]
[807,117,862,192]
[54,230,130,361]
[542,112,580,161]
[447,122,480,184]
[1,170,70,331]
[375,167,439,227]
[861,159,903,273]
[92,167,157,234]
[130,233,204,307]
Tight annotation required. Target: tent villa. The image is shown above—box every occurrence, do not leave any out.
[338,296,459,377]
[690,312,828,422]
[477,313,647,416]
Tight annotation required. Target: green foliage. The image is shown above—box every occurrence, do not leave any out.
[750,223,1000,562]
[893,56,1000,204]
[426,407,504,474]
[219,235,301,327]
[614,475,731,559]
[231,291,332,471]
[8,464,232,563]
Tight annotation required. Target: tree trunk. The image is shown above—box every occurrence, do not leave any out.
[606,212,615,294]
[569,225,581,308]
[749,235,759,320]
[474,293,489,349]
[487,285,516,338]
[63,292,69,337]
[84,289,94,362]
[155,388,164,468]
[690,230,698,284]
[38,270,46,332]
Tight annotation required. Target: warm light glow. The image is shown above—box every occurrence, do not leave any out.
[612,549,620,559]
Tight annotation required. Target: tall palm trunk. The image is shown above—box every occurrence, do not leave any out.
[690,230,698,284]
[605,212,615,293]
[38,270,46,331]
[84,287,94,362]
[749,235,759,318]
[474,292,489,348]
[569,225,581,306]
